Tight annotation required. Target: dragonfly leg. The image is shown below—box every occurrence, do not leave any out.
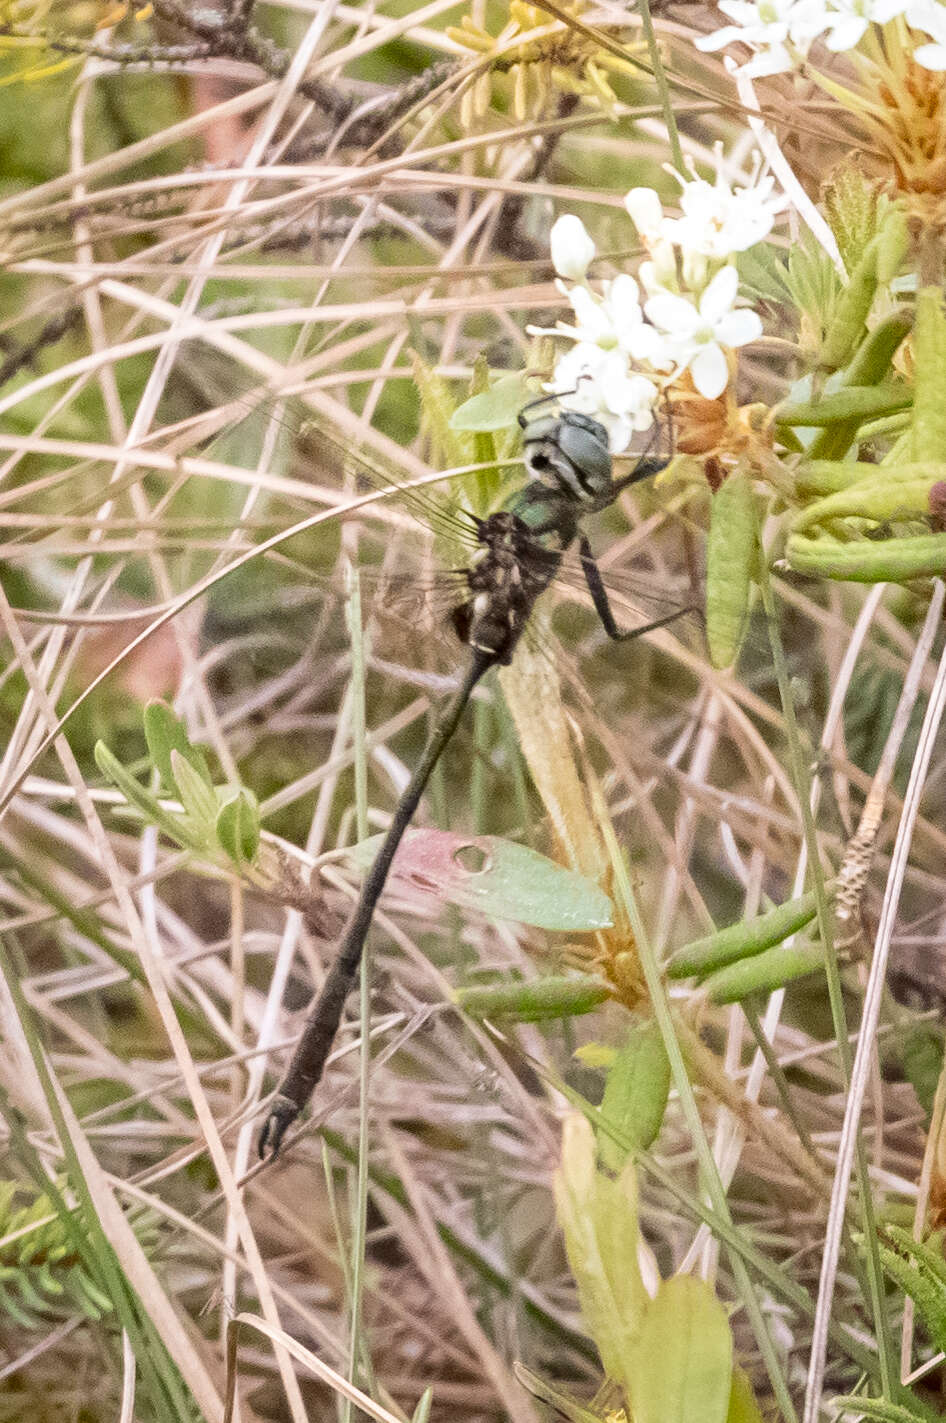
[258,650,492,1160]
[608,454,669,497]
[578,532,694,643]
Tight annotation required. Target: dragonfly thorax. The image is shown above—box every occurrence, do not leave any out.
[520,410,613,504]
[452,510,563,665]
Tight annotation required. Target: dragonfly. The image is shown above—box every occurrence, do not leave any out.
[257,399,689,1158]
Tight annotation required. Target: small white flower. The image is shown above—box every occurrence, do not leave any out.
[550,214,596,282]
[548,344,658,453]
[640,265,762,400]
[696,0,829,75]
[820,0,907,49]
[604,273,646,347]
[530,274,646,353]
[566,285,617,344]
[907,0,946,65]
[663,159,784,259]
[626,158,782,282]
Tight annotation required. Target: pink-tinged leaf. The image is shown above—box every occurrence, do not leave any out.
[347,828,613,931]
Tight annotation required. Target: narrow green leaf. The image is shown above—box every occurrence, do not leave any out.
[702,942,825,1004]
[787,530,946,582]
[818,238,878,373]
[668,890,820,979]
[705,468,756,669]
[791,467,946,533]
[778,384,911,427]
[625,1276,733,1423]
[598,1020,670,1169]
[912,286,946,463]
[454,973,610,1022]
[809,309,914,460]
[795,457,938,500]
[0,1277,38,1328]
[215,786,261,867]
[450,373,531,432]
[513,1363,601,1423]
[348,828,613,930]
[410,1389,434,1423]
[169,749,218,832]
[143,700,212,790]
[833,1397,936,1423]
[94,742,194,848]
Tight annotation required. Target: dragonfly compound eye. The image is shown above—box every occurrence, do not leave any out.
[555,414,612,498]
[521,412,612,501]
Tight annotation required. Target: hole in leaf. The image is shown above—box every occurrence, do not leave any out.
[453,843,490,875]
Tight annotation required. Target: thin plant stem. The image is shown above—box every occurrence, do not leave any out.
[802,581,946,1423]
[755,548,899,1409]
[344,562,375,1417]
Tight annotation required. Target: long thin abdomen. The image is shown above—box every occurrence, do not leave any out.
[258,649,492,1158]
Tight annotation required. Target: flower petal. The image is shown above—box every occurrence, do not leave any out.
[713,308,763,347]
[691,344,730,399]
[645,290,700,334]
[698,265,739,322]
[607,273,643,337]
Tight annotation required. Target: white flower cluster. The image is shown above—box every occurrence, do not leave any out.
[697,0,946,76]
[535,159,778,453]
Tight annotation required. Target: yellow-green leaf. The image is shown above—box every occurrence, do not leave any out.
[625,1276,733,1423]
[705,469,756,669]
[598,1020,670,1169]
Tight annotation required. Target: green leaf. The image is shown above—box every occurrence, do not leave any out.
[668,890,820,979]
[809,311,913,460]
[702,942,825,1003]
[412,350,473,468]
[878,1224,946,1350]
[513,1363,601,1423]
[625,1276,733,1423]
[912,286,946,463]
[348,828,613,930]
[598,1020,670,1169]
[553,1115,648,1385]
[454,973,611,1023]
[450,373,531,432]
[94,741,195,849]
[410,1389,434,1423]
[169,749,218,832]
[143,700,212,791]
[900,1025,943,1119]
[787,530,946,583]
[778,383,911,428]
[215,786,261,867]
[833,1395,937,1423]
[705,468,756,669]
[823,164,883,274]
[726,1365,766,1423]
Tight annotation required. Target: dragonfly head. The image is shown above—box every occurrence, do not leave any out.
[519,409,613,505]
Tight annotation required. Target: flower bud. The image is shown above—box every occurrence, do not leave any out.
[624,186,663,242]
[550,214,596,280]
